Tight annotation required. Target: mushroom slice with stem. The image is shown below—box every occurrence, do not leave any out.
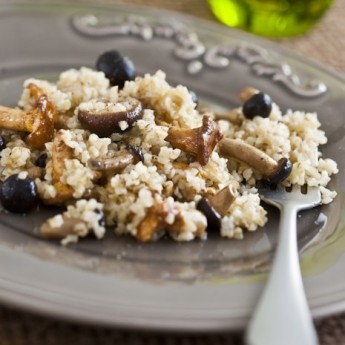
[0,94,55,150]
[88,146,144,172]
[219,138,292,185]
[166,116,223,166]
[77,97,142,137]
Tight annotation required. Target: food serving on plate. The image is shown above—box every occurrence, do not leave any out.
[0,50,338,244]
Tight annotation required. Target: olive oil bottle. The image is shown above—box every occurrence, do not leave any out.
[208,0,333,37]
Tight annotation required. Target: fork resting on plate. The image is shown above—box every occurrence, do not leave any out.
[246,185,321,345]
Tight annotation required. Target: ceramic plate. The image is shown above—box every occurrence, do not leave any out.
[0,1,344,332]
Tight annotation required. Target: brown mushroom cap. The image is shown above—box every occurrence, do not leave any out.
[88,150,137,172]
[77,97,142,137]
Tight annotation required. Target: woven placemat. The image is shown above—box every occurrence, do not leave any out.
[1,0,345,344]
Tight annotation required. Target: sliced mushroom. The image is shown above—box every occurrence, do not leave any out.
[166,116,223,165]
[44,130,74,205]
[0,95,55,150]
[77,97,142,137]
[136,198,207,242]
[136,202,166,242]
[167,208,207,238]
[88,146,143,172]
[207,184,237,217]
[41,217,87,238]
[219,138,292,184]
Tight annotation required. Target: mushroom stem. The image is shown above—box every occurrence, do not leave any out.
[88,151,135,171]
[219,138,292,184]
[220,138,275,173]
[214,110,242,125]
[41,217,86,238]
[208,184,237,217]
[0,106,34,132]
[166,116,223,166]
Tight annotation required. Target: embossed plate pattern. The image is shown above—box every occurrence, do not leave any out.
[0,2,344,331]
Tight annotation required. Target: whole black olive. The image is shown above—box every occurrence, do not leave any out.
[96,50,136,89]
[242,92,272,119]
[0,174,39,213]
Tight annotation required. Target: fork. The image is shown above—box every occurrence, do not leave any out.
[246,185,321,345]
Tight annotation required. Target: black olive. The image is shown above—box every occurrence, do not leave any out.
[0,136,6,151]
[96,50,136,89]
[0,174,39,213]
[196,198,221,231]
[242,92,272,119]
[35,153,48,168]
[189,90,199,107]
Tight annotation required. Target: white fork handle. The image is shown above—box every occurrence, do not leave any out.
[246,204,319,345]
